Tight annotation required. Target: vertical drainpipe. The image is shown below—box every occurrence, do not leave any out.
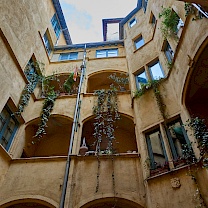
[59,44,87,208]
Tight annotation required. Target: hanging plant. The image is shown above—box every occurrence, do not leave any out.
[33,88,58,140]
[63,72,75,93]
[186,117,208,167]
[159,7,180,39]
[108,73,129,91]
[134,79,167,120]
[93,88,119,194]
[16,73,39,116]
[15,61,42,116]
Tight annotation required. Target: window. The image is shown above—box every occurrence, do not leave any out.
[176,18,184,32]
[0,104,19,151]
[134,36,144,50]
[135,69,148,89]
[59,52,78,61]
[164,42,174,62]
[96,49,118,58]
[166,119,192,160]
[148,60,165,80]
[43,32,52,55]
[51,13,61,38]
[146,129,167,169]
[150,13,156,26]
[129,18,137,28]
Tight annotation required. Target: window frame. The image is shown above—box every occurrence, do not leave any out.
[148,60,165,80]
[166,118,192,160]
[164,42,174,62]
[43,31,52,55]
[96,49,118,58]
[59,52,78,61]
[134,36,145,50]
[135,69,148,90]
[51,13,61,38]
[129,18,137,28]
[0,104,19,151]
[146,128,168,169]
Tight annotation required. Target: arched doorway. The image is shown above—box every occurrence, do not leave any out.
[185,44,208,125]
[80,197,143,208]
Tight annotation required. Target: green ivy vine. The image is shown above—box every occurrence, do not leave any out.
[93,88,119,196]
[134,79,167,120]
[186,117,208,168]
[159,7,180,39]
[33,88,58,140]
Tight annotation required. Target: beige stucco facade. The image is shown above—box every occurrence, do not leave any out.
[0,0,208,207]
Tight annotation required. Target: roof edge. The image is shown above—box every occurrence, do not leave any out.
[51,0,72,45]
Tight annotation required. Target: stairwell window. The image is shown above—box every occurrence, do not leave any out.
[129,18,137,28]
[148,60,165,80]
[51,13,61,38]
[96,49,118,58]
[146,129,167,169]
[0,104,19,151]
[134,36,144,50]
[43,31,52,55]
[135,69,148,89]
[59,52,78,61]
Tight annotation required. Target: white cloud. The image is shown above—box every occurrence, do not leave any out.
[60,0,137,43]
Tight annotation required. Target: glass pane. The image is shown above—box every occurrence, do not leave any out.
[96,50,106,58]
[107,49,118,57]
[165,42,174,62]
[168,121,187,157]
[149,131,166,165]
[0,108,9,131]
[69,52,78,60]
[149,61,164,80]
[129,18,136,27]
[59,54,69,60]
[0,136,8,148]
[136,71,147,89]
[135,37,144,49]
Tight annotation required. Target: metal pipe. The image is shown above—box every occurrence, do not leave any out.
[59,44,87,208]
[192,3,208,18]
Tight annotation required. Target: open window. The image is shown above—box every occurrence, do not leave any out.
[146,128,168,170]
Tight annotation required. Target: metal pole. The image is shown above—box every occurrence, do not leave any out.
[59,44,87,208]
[192,3,208,18]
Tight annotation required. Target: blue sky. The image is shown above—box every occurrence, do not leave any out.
[59,0,138,44]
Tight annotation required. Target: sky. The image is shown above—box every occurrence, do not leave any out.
[59,0,138,44]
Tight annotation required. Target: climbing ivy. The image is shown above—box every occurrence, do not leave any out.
[186,117,208,168]
[33,88,58,140]
[159,7,180,39]
[134,79,167,120]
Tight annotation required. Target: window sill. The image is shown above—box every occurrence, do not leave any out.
[146,162,197,181]
[90,56,126,61]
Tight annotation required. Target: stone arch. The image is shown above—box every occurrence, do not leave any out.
[81,113,137,154]
[0,195,57,208]
[80,197,144,208]
[22,114,73,157]
[87,69,129,93]
[181,38,208,124]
